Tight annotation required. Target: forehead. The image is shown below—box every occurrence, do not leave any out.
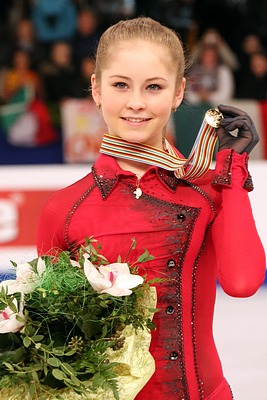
[104,39,174,73]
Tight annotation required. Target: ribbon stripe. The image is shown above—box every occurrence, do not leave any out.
[99,116,218,181]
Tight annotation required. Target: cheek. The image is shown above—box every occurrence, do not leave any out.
[151,96,172,114]
[102,99,121,117]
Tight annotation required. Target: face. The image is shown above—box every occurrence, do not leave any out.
[201,47,218,69]
[250,54,267,77]
[52,43,71,67]
[91,39,185,148]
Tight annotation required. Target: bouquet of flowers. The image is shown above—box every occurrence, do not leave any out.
[0,238,158,400]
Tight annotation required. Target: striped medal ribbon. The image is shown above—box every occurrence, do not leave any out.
[99,109,223,181]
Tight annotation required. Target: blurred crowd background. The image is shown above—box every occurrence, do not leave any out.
[0,0,267,164]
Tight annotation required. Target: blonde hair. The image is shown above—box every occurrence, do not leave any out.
[94,17,185,85]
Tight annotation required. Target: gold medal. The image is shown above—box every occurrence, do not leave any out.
[205,108,224,128]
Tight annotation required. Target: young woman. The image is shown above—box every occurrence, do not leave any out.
[36,17,266,400]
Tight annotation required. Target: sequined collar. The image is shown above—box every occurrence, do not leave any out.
[92,154,180,199]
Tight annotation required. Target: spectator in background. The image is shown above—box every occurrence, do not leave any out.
[238,34,264,70]
[191,28,239,72]
[71,56,95,98]
[8,19,46,70]
[0,49,42,103]
[235,52,267,100]
[39,41,76,128]
[39,41,76,103]
[71,9,101,69]
[186,44,234,105]
[31,0,77,45]
[89,0,135,28]
[235,33,265,98]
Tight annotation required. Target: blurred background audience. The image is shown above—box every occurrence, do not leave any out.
[185,43,235,105]
[0,0,266,163]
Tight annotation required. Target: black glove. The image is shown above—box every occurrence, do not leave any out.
[216,104,259,154]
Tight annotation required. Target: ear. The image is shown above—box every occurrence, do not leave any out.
[91,73,101,105]
[173,77,186,110]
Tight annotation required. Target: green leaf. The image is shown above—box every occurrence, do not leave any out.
[35,343,42,349]
[10,260,18,268]
[47,357,61,367]
[31,335,44,342]
[3,362,14,371]
[53,349,65,356]
[13,347,25,363]
[86,363,96,373]
[148,307,161,313]
[24,324,36,336]
[61,362,77,377]
[137,249,154,263]
[16,315,25,323]
[101,324,108,339]
[7,298,18,313]
[32,370,39,382]
[70,373,82,386]
[52,368,65,381]
[29,382,36,397]
[23,336,31,348]
[65,349,76,356]
[44,363,48,376]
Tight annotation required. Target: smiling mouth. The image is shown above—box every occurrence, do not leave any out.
[122,117,151,123]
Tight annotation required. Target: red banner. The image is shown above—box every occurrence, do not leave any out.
[0,190,53,246]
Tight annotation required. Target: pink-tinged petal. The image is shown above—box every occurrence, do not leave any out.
[0,315,25,333]
[2,311,9,319]
[83,256,112,292]
[0,280,21,295]
[115,273,144,290]
[109,263,131,275]
[101,286,132,296]
[70,259,81,268]
[36,258,46,276]
[0,299,25,333]
[98,265,118,283]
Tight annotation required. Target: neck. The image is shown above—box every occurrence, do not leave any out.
[116,158,149,177]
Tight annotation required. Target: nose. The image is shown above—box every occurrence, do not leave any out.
[126,90,146,111]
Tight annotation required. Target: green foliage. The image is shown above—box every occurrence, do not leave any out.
[0,238,157,399]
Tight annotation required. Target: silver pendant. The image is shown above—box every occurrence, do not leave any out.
[134,187,142,199]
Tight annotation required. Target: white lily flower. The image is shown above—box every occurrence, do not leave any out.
[36,257,46,276]
[0,298,25,333]
[0,258,46,295]
[83,254,144,297]
[70,259,81,268]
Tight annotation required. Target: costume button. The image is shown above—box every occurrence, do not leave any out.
[167,259,176,268]
[170,351,179,360]
[177,213,186,221]
[166,305,175,315]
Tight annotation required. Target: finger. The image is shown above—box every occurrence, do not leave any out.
[219,117,252,132]
[218,104,248,118]
[243,139,259,154]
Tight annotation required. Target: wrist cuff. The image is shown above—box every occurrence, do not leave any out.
[212,149,254,191]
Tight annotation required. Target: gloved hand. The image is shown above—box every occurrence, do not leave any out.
[216,104,259,154]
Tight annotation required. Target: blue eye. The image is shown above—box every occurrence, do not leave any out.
[114,82,127,89]
[147,84,161,91]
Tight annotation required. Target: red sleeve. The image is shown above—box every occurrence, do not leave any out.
[36,172,94,256]
[36,190,69,256]
[211,149,266,297]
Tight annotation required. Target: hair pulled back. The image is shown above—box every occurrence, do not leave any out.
[94,17,185,85]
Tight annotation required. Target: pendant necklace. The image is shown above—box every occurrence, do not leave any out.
[134,176,142,199]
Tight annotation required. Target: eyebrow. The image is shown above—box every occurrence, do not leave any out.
[108,75,167,82]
